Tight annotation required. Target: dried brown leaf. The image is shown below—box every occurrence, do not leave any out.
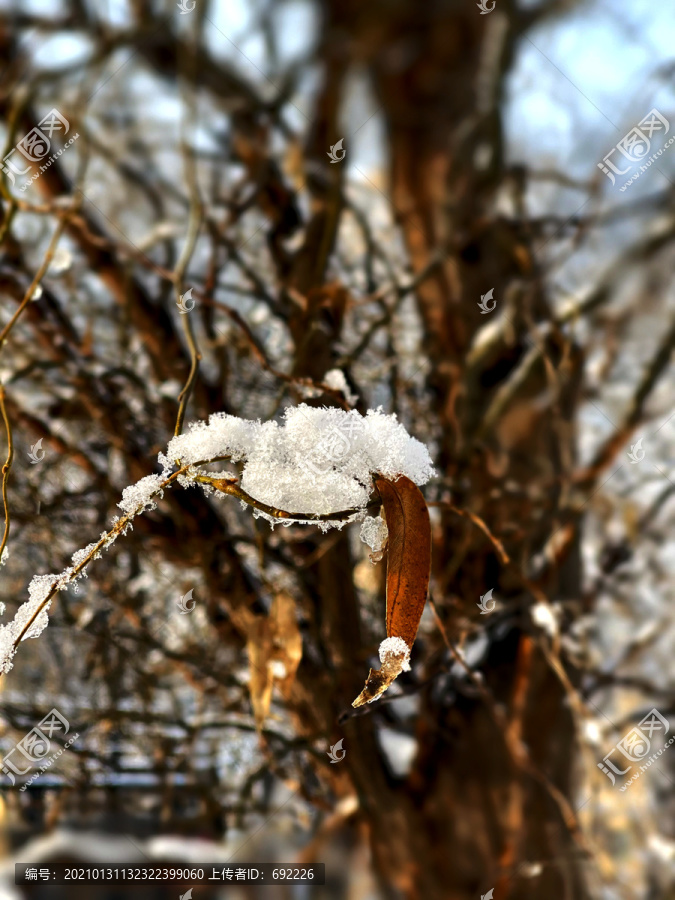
[353,475,431,707]
[269,592,303,698]
[246,592,303,731]
[246,617,273,732]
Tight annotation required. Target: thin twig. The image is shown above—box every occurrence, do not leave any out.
[173,134,203,438]
[11,464,191,649]
[0,387,13,565]
[428,500,510,564]
[196,474,380,522]
[0,201,17,246]
[0,210,75,354]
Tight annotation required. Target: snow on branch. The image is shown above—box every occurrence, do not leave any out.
[0,405,434,675]
[166,404,434,522]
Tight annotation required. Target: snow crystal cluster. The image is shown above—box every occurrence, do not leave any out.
[323,368,359,406]
[379,636,411,672]
[164,404,434,526]
[117,474,166,516]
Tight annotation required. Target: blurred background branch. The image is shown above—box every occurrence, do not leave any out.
[0,0,674,898]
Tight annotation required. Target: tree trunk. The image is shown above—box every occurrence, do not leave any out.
[284,1,591,896]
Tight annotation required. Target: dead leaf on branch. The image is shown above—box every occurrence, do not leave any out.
[353,475,432,707]
[246,592,303,731]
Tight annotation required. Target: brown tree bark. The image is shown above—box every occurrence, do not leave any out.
[281,1,590,897]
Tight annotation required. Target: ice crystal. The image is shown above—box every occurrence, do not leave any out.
[360,515,388,552]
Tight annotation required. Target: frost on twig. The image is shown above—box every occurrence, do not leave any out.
[0,471,176,675]
[0,571,70,674]
[1,405,434,677]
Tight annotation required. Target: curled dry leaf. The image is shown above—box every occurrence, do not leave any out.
[246,592,303,731]
[353,475,431,707]
[247,617,273,732]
